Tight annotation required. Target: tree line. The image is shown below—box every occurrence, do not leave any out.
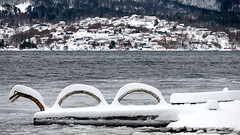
[0,0,239,28]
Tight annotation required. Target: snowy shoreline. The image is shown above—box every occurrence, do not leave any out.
[0,48,239,52]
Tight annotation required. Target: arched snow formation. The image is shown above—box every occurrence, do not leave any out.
[54,84,108,108]
[111,83,167,106]
[9,85,48,111]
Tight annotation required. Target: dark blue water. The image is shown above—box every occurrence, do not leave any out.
[1,51,240,134]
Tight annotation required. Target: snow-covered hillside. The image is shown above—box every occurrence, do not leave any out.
[0,0,29,5]
[1,0,240,13]
[0,15,239,51]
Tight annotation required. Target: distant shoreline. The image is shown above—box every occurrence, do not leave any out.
[0,49,239,52]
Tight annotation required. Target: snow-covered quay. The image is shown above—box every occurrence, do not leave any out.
[9,83,240,134]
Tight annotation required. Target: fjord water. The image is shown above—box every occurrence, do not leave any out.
[1,51,240,134]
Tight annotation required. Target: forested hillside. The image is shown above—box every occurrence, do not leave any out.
[0,0,239,28]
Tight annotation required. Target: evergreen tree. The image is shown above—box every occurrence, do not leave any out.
[19,40,37,49]
[109,41,116,49]
[0,39,4,48]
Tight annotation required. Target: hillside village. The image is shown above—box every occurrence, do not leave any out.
[0,15,239,51]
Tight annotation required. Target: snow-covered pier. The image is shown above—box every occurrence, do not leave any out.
[9,83,240,133]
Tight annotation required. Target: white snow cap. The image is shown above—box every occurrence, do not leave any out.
[223,87,229,92]
[53,84,109,108]
[111,83,167,106]
[206,100,220,110]
[170,89,240,104]
[9,85,48,110]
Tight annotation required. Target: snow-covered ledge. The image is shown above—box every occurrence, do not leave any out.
[170,87,240,104]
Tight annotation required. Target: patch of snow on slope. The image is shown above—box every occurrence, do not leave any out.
[16,25,31,33]
[174,0,221,11]
[16,1,31,13]
[0,5,3,11]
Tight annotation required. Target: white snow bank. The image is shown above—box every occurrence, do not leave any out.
[168,100,240,132]
[170,88,240,104]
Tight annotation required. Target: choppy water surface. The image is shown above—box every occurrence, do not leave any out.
[1,51,240,134]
